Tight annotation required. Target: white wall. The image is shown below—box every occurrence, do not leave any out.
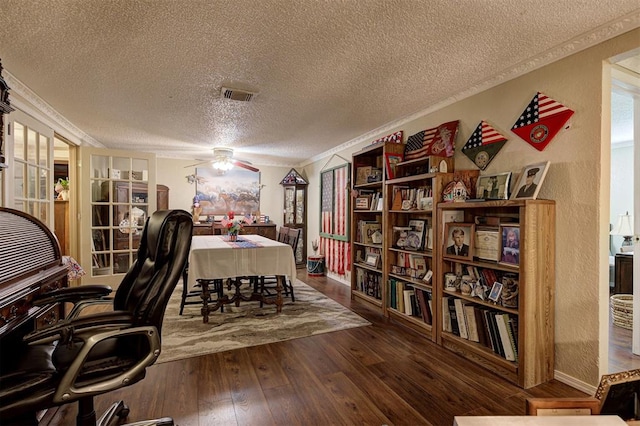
[610,143,635,253]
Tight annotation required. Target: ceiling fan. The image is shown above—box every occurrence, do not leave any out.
[185,147,259,173]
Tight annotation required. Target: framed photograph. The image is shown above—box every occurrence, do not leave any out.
[595,369,640,419]
[365,253,381,268]
[384,153,404,180]
[488,281,503,302]
[510,161,550,200]
[499,225,520,267]
[443,223,474,260]
[475,172,512,200]
[406,219,427,251]
[474,229,500,261]
[355,197,370,210]
[356,166,373,185]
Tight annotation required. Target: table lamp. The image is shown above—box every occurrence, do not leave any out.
[610,211,634,250]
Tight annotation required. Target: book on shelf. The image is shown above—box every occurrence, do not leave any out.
[447,297,460,336]
[415,288,432,325]
[403,289,414,316]
[474,306,490,347]
[396,281,405,313]
[389,278,397,309]
[494,313,516,361]
[442,297,452,333]
[410,255,427,278]
[464,304,480,342]
[483,309,502,357]
[453,298,469,339]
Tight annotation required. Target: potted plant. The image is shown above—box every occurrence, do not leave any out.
[55,178,70,200]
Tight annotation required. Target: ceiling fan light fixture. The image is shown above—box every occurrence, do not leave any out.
[212,157,233,171]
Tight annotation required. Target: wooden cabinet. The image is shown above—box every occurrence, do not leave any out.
[435,200,555,388]
[614,253,634,294]
[192,223,277,239]
[281,169,308,267]
[54,200,69,255]
[350,141,404,311]
[157,184,169,210]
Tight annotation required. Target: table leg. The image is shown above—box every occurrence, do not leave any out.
[201,280,210,324]
[275,275,284,313]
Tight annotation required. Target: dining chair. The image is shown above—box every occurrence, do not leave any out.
[255,227,300,303]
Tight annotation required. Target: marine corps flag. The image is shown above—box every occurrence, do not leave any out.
[404,120,459,160]
[461,121,508,170]
[511,92,574,151]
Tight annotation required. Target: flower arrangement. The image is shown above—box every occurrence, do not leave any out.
[220,211,253,235]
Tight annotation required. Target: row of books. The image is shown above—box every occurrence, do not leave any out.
[388,279,433,325]
[355,267,382,299]
[442,296,518,362]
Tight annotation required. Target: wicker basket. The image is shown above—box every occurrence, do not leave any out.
[610,294,633,330]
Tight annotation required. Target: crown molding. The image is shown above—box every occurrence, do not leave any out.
[305,12,640,167]
[4,71,103,147]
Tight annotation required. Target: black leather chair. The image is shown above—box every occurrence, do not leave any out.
[0,209,193,426]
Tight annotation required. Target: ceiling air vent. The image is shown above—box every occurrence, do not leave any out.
[221,87,256,102]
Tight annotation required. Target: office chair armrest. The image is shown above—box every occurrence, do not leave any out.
[52,325,161,404]
[32,285,113,306]
[24,311,134,345]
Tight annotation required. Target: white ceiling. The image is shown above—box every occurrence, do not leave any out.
[0,1,638,167]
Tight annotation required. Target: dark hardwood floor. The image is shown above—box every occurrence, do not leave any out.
[609,307,640,373]
[46,272,596,426]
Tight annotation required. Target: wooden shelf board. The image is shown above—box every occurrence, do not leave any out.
[352,291,382,307]
[441,290,519,316]
[388,308,433,333]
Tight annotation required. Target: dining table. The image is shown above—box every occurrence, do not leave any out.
[187,234,297,323]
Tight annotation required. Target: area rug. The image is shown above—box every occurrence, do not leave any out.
[157,279,370,363]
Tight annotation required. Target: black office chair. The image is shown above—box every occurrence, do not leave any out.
[0,209,193,426]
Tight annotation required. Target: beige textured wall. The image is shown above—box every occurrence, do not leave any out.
[303,28,640,386]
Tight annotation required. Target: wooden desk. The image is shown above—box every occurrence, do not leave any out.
[188,235,296,322]
[192,222,277,239]
[614,253,634,294]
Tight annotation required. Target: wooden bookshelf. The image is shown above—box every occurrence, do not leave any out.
[435,199,555,388]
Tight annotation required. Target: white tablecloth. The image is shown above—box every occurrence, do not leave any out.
[187,235,297,291]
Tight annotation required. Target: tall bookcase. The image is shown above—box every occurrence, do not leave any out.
[384,158,453,341]
[435,200,555,388]
[351,142,404,310]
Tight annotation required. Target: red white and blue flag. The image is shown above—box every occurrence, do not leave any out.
[511,92,574,152]
[320,165,350,276]
[461,121,508,170]
[404,120,459,160]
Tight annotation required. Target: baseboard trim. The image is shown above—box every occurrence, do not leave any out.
[554,370,597,395]
[326,272,350,286]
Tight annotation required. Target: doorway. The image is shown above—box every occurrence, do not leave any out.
[608,50,640,373]
[52,134,78,258]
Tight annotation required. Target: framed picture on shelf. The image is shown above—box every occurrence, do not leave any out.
[499,224,520,267]
[475,172,511,199]
[355,197,370,210]
[356,166,373,185]
[488,281,503,303]
[384,153,404,180]
[510,161,550,200]
[406,219,427,251]
[365,252,381,268]
[443,222,474,260]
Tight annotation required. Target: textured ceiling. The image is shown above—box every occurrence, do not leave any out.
[0,1,638,167]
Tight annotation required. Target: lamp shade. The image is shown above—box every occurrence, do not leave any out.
[610,212,634,236]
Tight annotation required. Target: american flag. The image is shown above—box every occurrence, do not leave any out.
[404,120,459,160]
[461,121,508,170]
[511,92,574,152]
[320,165,350,276]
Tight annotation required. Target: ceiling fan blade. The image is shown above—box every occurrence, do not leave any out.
[184,160,210,168]
[232,159,259,172]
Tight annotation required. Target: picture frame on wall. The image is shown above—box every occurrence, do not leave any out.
[510,161,550,200]
[443,222,474,260]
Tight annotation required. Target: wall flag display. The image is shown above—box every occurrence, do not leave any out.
[461,121,508,170]
[404,120,459,160]
[511,92,574,152]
